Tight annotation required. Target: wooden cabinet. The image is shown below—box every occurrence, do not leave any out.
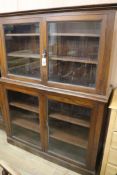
[2,82,105,175]
[0,4,116,175]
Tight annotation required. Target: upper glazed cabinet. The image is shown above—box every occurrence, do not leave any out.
[1,12,114,95]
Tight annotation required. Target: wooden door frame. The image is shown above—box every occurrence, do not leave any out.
[2,83,44,150]
[43,11,115,95]
[45,91,99,169]
[0,16,43,85]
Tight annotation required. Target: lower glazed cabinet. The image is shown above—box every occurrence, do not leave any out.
[3,83,106,175]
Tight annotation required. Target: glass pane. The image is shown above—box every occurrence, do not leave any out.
[12,125,40,146]
[48,100,91,164]
[8,90,40,147]
[48,21,101,87]
[4,23,40,78]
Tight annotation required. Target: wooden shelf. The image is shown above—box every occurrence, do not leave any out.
[49,33,100,37]
[49,113,90,128]
[5,33,40,37]
[50,56,98,64]
[50,125,88,149]
[12,115,39,133]
[9,60,40,71]
[12,125,41,146]
[10,101,39,113]
[7,50,40,59]
[8,57,36,68]
[49,139,86,164]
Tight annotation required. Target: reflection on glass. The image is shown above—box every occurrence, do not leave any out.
[4,23,40,78]
[48,21,101,87]
[48,100,91,164]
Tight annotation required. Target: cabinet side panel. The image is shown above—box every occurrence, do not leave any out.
[90,103,106,170]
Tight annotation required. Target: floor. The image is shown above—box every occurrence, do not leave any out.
[0,129,80,175]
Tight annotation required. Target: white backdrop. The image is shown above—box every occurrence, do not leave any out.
[0,0,116,13]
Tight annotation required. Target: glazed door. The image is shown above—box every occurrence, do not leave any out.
[45,94,97,168]
[44,14,107,94]
[6,90,41,148]
[2,18,41,82]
